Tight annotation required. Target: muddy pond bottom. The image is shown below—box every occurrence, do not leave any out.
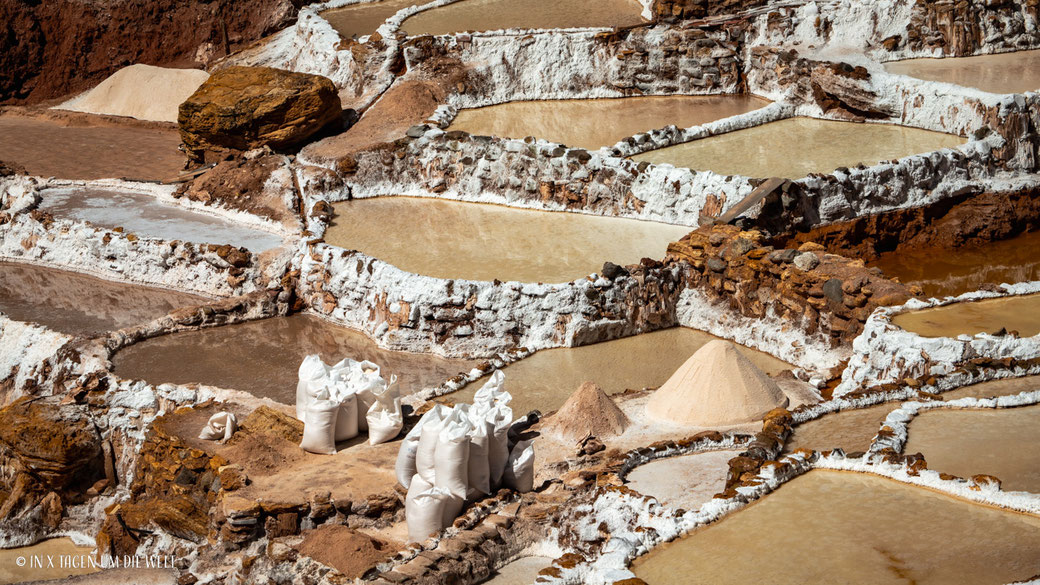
[904,404,1040,493]
[630,117,965,179]
[447,95,769,150]
[632,470,1040,585]
[0,262,207,336]
[112,315,480,404]
[884,49,1040,94]
[891,293,1040,338]
[479,556,553,585]
[0,538,97,585]
[323,0,420,40]
[327,197,691,283]
[870,230,1040,298]
[625,450,741,512]
[784,376,1040,454]
[38,188,285,252]
[401,0,646,35]
[443,327,791,416]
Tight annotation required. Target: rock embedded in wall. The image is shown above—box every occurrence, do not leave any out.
[651,0,767,22]
[906,0,1040,56]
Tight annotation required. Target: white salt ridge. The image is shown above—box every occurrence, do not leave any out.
[56,64,209,123]
[0,315,72,406]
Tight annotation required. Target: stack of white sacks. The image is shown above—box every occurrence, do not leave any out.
[296,355,403,454]
[396,371,536,542]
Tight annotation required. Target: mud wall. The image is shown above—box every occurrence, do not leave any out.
[0,0,300,105]
[905,0,1040,56]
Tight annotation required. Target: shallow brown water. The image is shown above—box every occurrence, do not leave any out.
[0,117,184,181]
[870,230,1040,298]
[447,95,769,150]
[884,49,1040,95]
[0,538,96,585]
[327,197,692,283]
[904,405,1040,493]
[891,293,1040,338]
[444,327,791,416]
[323,0,421,39]
[112,314,480,404]
[401,0,646,35]
[785,376,1040,454]
[630,117,965,179]
[632,470,1040,585]
[0,262,207,336]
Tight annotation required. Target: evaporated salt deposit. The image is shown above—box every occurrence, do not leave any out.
[891,293,1040,338]
[479,556,553,585]
[630,117,966,179]
[56,64,210,123]
[37,187,285,252]
[632,470,1040,585]
[625,449,741,512]
[884,49,1040,95]
[400,0,646,35]
[327,197,691,283]
[447,95,769,150]
[0,538,97,584]
[644,340,788,427]
[903,404,1040,493]
[542,381,630,442]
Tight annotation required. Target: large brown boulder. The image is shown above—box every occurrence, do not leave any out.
[0,397,102,491]
[178,66,342,164]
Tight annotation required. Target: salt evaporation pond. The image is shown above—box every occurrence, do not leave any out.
[112,314,480,404]
[479,556,553,585]
[323,0,421,40]
[891,293,1040,338]
[444,327,791,416]
[870,230,1040,298]
[630,117,965,179]
[37,188,285,252]
[326,197,692,283]
[0,538,96,584]
[784,376,1040,454]
[884,49,1040,95]
[625,450,742,512]
[904,404,1040,493]
[447,95,769,150]
[401,0,646,35]
[631,470,1040,585]
[0,262,207,336]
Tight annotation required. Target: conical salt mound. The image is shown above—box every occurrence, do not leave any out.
[645,340,788,427]
[544,381,630,442]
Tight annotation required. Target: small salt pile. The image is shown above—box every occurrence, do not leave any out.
[542,381,629,443]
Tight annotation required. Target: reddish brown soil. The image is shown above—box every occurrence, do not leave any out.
[175,154,299,225]
[0,0,300,105]
[294,525,398,578]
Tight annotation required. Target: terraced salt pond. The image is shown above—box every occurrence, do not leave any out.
[447,95,769,150]
[632,470,1040,585]
[443,327,791,416]
[904,405,1040,493]
[323,0,420,40]
[885,49,1040,95]
[871,230,1040,298]
[400,0,646,35]
[326,197,692,283]
[784,376,1040,454]
[112,315,480,404]
[38,188,285,252]
[625,450,742,512]
[630,117,965,179]
[0,262,207,336]
[479,557,553,585]
[891,293,1040,338]
[0,538,96,584]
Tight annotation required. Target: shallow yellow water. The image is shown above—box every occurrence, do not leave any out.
[327,197,692,283]
[870,230,1040,298]
[0,539,97,585]
[401,0,646,35]
[444,327,791,416]
[630,117,965,179]
[323,0,421,39]
[632,470,1040,585]
[904,405,1040,493]
[891,293,1040,338]
[447,95,769,150]
[885,49,1040,95]
[784,376,1040,454]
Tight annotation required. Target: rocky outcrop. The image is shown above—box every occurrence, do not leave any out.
[179,66,343,164]
[906,0,1040,56]
[0,0,300,105]
[651,0,767,22]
